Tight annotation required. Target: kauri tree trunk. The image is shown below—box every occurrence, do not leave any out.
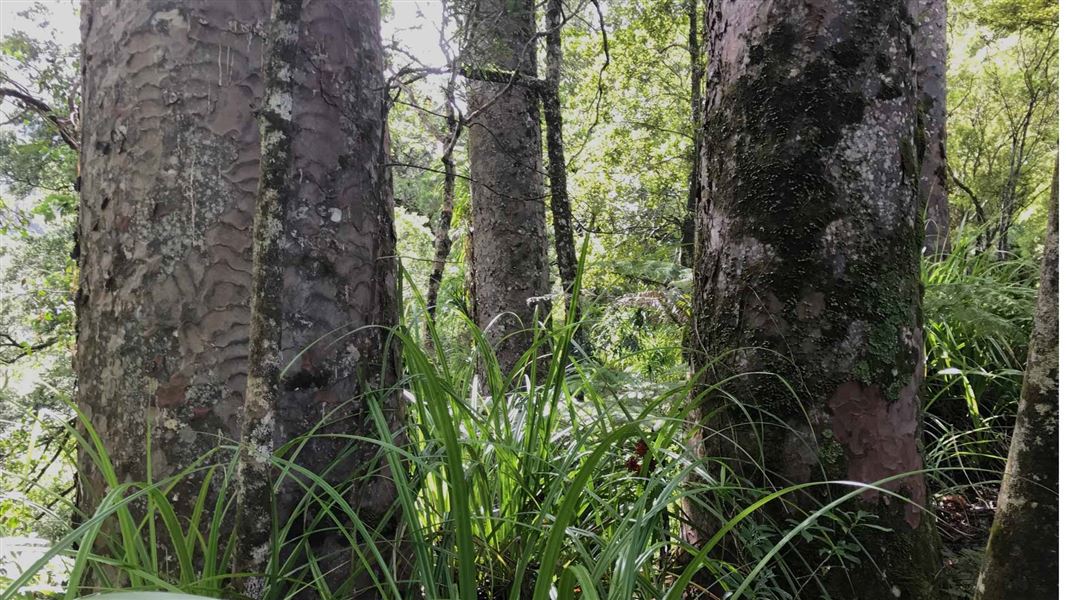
[974,164,1058,600]
[689,1,941,597]
[466,0,551,374]
[78,1,400,594]
[235,0,400,594]
[77,0,267,527]
[917,0,951,257]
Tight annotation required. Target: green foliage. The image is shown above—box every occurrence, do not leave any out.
[564,0,695,279]
[966,0,1058,33]
[0,3,80,559]
[0,2,79,231]
[0,219,77,547]
[947,0,1057,255]
[921,232,1038,505]
[923,232,1036,422]
[0,225,76,343]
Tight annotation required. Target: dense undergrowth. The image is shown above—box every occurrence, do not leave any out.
[922,232,1035,493]
[920,232,1039,597]
[0,233,1040,599]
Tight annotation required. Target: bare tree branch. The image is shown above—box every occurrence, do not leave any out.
[0,86,79,152]
[0,332,60,364]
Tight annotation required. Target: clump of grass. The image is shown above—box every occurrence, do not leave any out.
[1,403,241,600]
[923,230,1036,421]
[921,230,1036,497]
[1,321,798,600]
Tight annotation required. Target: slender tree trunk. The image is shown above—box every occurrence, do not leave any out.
[465,0,551,374]
[680,0,702,269]
[688,2,941,598]
[917,0,951,258]
[426,7,462,324]
[543,0,580,316]
[77,0,267,532]
[426,90,460,321]
[995,98,1038,259]
[974,163,1058,600]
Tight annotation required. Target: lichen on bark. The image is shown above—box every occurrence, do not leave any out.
[77,0,268,548]
[233,0,300,593]
[77,1,402,596]
[234,0,403,596]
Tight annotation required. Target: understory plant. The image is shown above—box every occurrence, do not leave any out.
[3,264,932,600]
[921,228,1037,495]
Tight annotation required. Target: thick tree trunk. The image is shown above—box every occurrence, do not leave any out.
[543,0,580,315]
[236,0,401,595]
[466,0,551,374]
[974,164,1058,600]
[917,0,951,257]
[77,0,267,527]
[689,1,941,598]
[680,0,701,269]
[78,1,400,594]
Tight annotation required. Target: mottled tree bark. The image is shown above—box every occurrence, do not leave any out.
[680,0,702,269]
[917,0,951,257]
[465,0,551,373]
[78,1,400,594]
[689,1,941,598]
[233,0,299,589]
[78,0,267,529]
[235,0,401,596]
[974,164,1058,600]
[543,0,580,315]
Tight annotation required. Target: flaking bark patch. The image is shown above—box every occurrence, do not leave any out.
[77,0,268,539]
[79,1,403,596]
[828,376,924,528]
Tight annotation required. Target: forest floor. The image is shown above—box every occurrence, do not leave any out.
[935,488,997,598]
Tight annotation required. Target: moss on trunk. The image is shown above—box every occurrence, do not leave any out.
[688,1,942,597]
